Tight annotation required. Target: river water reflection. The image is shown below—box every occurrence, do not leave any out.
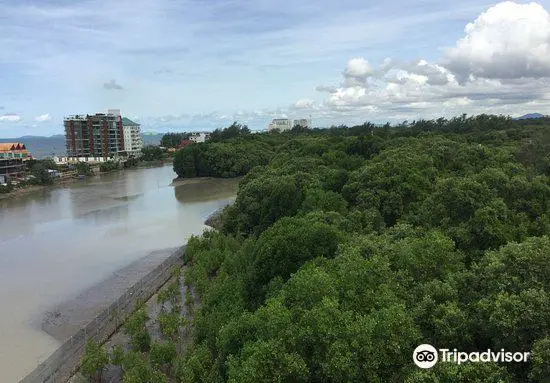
[0,165,238,382]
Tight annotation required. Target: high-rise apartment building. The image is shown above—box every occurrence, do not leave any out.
[122,117,143,157]
[64,110,142,158]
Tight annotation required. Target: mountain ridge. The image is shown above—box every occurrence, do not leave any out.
[514,113,548,120]
[0,134,164,159]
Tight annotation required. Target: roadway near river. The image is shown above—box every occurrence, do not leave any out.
[0,165,238,382]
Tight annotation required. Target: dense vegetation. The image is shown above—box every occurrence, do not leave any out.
[208,122,251,142]
[99,160,122,173]
[141,145,166,162]
[1,159,61,193]
[161,133,191,148]
[87,115,550,382]
[1,146,171,194]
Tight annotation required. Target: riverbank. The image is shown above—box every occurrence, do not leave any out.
[1,161,173,201]
[0,166,238,382]
[43,200,229,344]
[68,263,196,383]
[0,177,81,201]
[22,247,185,383]
[173,177,240,204]
[171,176,216,186]
[42,247,181,343]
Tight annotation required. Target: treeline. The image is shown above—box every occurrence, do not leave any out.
[1,159,60,193]
[178,115,550,382]
[86,115,550,382]
[161,133,191,148]
[1,146,168,193]
[173,140,273,178]
[160,122,251,148]
[98,146,166,173]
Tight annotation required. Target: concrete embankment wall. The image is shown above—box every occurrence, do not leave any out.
[20,246,186,383]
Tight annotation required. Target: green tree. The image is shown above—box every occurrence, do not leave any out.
[246,216,342,307]
[150,341,177,370]
[30,163,54,185]
[404,362,513,383]
[99,160,121,173]
[529,337,550,383]
[174,343,220,383]
[209,122,250,142]
[81,340,109,382]
[161,132,191,148]
[76,161,93,176]
[110,344,124,366]
[123,308,151,352]
[173,145,198,178]
[158,311,184,340]
[141,145,164,161]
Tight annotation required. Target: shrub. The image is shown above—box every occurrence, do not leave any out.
[81,340,109,382]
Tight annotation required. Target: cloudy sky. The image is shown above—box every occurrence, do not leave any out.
[1,0,550,136]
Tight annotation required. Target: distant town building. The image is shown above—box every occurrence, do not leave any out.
[122,117,143,157]
[267,118,311,132]
[54,156,116,165]
[189,132,210,143]
[178,139,194,149]
[0,142,31,182]
[64,110,142,159]
[293,118,312,129]
[267,118,293,132]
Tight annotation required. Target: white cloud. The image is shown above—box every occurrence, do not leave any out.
[294,99,316,109]
[316,85,338,94]
[344,58,375,78]
[290,2,550,124]
[34,113,51,122]
[0,114,22,122]
[103,79,124,90]
[404,60,452,85]
[343,58,376,87]
[3,0,550,134]
[327,86,368,107]
[445,1,550,80]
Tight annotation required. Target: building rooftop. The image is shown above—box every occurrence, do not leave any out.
[0,143,29,153]
[122,117,140,126]
[64,115,87,120]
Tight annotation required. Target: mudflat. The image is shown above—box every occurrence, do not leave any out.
[42,247,180,343]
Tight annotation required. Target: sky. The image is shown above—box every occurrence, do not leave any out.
[1,0,550,136]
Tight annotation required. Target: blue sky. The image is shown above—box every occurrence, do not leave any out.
[1,0,550,136]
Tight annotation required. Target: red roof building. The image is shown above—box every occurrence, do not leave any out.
[178,140,194,149]
[0,142,32,181]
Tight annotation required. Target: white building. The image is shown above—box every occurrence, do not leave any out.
[121,117,143,157]
[189,132,210,143]
[293,118,311,129]
[267,118,293,132]
[54,156,115,165]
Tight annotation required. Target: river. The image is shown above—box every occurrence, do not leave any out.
[0,165,238,382]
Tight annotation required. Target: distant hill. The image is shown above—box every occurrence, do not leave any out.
[514,113,548,120]
[0,135,66,159]
[142,134,163,146]
[0,133,164,159]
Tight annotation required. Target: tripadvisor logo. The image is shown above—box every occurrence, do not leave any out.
[413,344,531,369]
[413,344,438,369]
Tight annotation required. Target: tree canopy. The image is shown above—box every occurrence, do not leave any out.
[135,115,550,382]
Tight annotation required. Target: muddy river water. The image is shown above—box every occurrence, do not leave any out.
[0,165,238,382]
